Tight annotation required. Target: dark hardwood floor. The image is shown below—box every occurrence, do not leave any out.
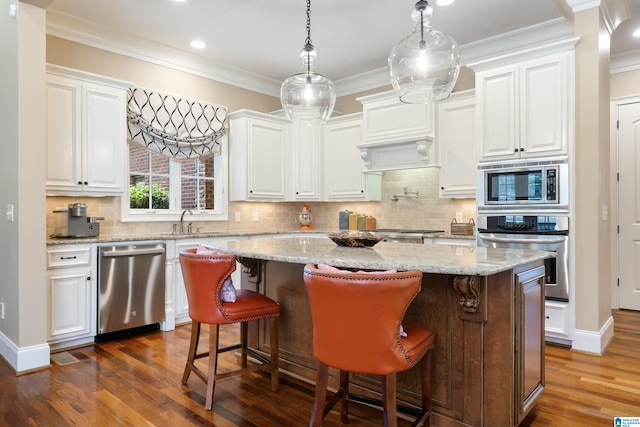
[1,310,639,426]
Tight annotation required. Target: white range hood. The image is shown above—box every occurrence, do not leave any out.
[357,90,437,172]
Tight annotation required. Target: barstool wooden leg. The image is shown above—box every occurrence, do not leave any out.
[205,324,220,410]
[240,322,248,368]
[310,361,329,427]
[182,320,201,384]
[382,373,398,427]
[414,348,432,427]
[339,370,349,423]
[270,316,279,392]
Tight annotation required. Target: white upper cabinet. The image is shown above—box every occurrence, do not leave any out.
[230,110,381,202]
[46,65,131,196]
[474,50,573,162]
[291,121,322,201]
[437,90,476,199]
[357,90,436,171]
[323,113,381,201]
[229,110,289,201]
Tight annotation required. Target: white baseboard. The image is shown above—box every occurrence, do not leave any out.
[571,315,615,355]
[0,331,50,373]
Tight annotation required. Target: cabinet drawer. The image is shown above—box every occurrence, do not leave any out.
[47,246,92,269]
[544,300,568,337]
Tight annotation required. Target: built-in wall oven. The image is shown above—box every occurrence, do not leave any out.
[477,214,569,302]
[477,157,571,302]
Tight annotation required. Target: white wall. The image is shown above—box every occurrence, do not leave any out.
[0,0,50,372]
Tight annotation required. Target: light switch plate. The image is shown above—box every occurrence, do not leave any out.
[6,204,14,222]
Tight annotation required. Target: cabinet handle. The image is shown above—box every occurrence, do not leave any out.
[84,181,88,185]
[513,148,518,153]
[441,186,444,190]
[77,181,83,185]
[86,277,91,281]
[545,316,550,319]
[59,256,77,260]
[519,148,524,152]
[249,190,253,193]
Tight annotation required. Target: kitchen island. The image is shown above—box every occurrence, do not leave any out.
[199,236,551,427]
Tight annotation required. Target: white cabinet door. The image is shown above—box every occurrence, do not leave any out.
[46,75,83,192]
[229,110,289,201]
[46,65,130,196]
[47,267,94,343]
[519,53,569,158]
[46,244,96,350]
[323,113,381,201]
[292,121,321,200]
[82,83,127,194]
[476,51,571,162]
[438,91,476,198]
[476,65,519,161]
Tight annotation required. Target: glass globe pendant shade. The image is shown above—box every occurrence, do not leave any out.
[281,45,336,123]
[388,1,460,103]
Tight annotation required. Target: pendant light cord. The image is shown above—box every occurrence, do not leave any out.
[305,0,313,80]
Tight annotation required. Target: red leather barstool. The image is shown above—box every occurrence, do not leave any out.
[303,263,433,427]
[179,249,279,410]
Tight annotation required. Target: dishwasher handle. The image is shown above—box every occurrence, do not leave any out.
[101,247,166,258]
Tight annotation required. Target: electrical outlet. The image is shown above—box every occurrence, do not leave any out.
[234,212,240,222]
[253,212,259,222]
[6,204,14,222]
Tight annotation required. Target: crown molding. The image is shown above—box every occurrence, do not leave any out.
[46,10,282,97]
[611,50,640,73]
[47,9,579,98]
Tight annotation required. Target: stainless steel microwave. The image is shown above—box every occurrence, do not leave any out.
[477,160,569,209]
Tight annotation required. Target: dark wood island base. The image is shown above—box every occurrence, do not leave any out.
[238,258,545,427]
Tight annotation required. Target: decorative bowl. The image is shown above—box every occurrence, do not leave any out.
[327,231,383,248]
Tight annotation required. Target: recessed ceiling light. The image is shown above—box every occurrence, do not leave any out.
[436,0,455,5]
[190,40,206,49]
[633,28,640,38]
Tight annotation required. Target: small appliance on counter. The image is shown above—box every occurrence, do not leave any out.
[296,205,312,231]
[52,203,104,238]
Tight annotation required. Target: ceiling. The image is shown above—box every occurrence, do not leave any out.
[46,0,640,95]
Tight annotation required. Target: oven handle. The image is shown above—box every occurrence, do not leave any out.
[478,235,567,245]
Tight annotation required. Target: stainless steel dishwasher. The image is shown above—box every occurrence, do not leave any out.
[97,242,166,340]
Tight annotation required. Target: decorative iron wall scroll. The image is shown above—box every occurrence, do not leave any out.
[127,87,228,159]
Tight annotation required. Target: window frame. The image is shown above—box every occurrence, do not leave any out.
[120,135,229,222]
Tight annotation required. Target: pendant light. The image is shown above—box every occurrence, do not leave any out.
[280,0,336,123]
[388,0,460,103]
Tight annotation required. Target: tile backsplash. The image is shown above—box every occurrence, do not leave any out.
[46,168,476,238]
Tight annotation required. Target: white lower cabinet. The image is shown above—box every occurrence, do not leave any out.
[46,244,97,351]
[544,300,570,341]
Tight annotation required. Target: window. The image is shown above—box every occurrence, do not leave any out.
[121,137,228,222]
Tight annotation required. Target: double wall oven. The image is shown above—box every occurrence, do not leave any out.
[477,157,570,302]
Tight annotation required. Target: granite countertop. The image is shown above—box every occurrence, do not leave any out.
[201,236,550,277]
[45,230,314,245]
[46,230,478,245]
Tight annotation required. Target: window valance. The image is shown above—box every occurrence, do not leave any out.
[126,87,228,159]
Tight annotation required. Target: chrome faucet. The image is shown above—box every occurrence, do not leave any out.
[179,209,193,233]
